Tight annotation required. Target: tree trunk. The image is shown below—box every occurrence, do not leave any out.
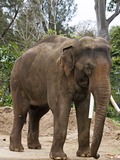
[94,0,120,41]
[40,1,48,32]
[49,0,58,31]
[94,0,109,40]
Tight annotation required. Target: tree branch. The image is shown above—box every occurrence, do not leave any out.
[0,3,21,39]
[107,1,120,25]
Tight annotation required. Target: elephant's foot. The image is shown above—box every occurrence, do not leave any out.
[50,151,67,160]
[9,135,24,152]
[76,146,91,157]
[28,141,41,149]
[9,143,24,152]
[91,153,100,159]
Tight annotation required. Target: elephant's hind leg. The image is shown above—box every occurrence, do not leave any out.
[27,104,49,149]
[9,90,29,152]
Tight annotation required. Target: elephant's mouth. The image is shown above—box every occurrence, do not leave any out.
[77,77,89,88]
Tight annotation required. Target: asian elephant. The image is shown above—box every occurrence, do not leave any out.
[9,35,112,159]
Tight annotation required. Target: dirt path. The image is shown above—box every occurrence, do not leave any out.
[0,107,120,160]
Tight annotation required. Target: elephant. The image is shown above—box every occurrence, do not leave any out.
[9,35,112,159]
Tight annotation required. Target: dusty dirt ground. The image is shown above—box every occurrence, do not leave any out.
[0,106,120,160]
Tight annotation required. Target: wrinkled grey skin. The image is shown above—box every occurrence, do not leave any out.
[9,35,112,159]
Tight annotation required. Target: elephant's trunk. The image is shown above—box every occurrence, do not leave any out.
[90,75,111,159]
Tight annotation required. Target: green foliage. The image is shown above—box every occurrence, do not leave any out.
[56,0,77,34]
[107,0,118,11]
[0,10,8,35]
[47,29,57,35]
[40,0,77,33]
[0,0,77,48]
[0,43,21,106]
[110,26,120,99]
[109,26,120,121]
[110,26,120,56]
[107,105,120,123]
[0,0,24,44]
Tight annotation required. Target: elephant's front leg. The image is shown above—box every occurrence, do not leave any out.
[75,93,91,157]
[50,99,71,160]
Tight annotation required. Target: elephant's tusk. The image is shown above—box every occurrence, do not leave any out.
[88,92,94,119]
[110,95,120,114]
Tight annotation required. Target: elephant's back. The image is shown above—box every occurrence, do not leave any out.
[10,38,62,86]
[13,35,74,70]
[10,35,76,87]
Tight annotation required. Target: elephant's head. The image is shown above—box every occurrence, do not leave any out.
[60,36,112,159]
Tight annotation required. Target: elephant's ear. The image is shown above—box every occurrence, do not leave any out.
[61,45,75,76]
